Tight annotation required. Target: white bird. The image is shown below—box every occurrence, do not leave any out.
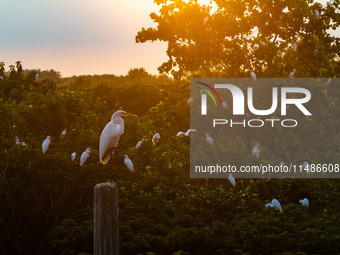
[21,142,28,147]
[152,133,160,146]
[315,10,320,18]
[35,73,39,79]
[228,173,236,186]
[15,136,20,145]
[42,136,51,154]
[176,131,185,137]
[28,105,33,109]
[327,78,332,85]
[299,198,309,207]
[185,128,197,136]
[266,199,283,212]
[289,69,296,78]
[293,42,297,52]
[252,145,260,159]
[303,161,310,173]
[250,71,257,81]
[80,148,90,166]
[99,110,138,164]
[60,129,67,139]
[188,98,193,105]
[71,152,76,161]
[327,1,331,6]
[206,133,213,145]
[124,154,134,171]
[222,101,227,108]
[136,136,145,149]
[203,16,209,25]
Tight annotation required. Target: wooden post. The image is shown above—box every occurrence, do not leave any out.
[94,182,119,255]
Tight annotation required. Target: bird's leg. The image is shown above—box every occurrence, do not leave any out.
[109,148,113,183]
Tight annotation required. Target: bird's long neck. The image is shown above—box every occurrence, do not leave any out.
[113,117,124,133]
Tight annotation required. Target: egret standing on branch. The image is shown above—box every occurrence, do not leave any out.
[152,133,160,146]
[42,136,51,154]
[124,154,134,171]
[99,110,138,180]
[80,148,90,166]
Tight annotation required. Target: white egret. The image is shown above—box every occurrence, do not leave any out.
[203,16,209,25]
[250,71,257,81]
[299,198,309,207]
[252,145,260,159]
[266,199,283,212]
[136,136,145,149]
[42,136,51,154]
[222,101,227,108]
[15,136,20,145]
[21,142,28,148]
[35,73,39,79]
[303,161,310,173]
[60,129,67,139]
[99,110,138,164]
[124,154,134,171]
[228,173,236,186]
[289,69,296,78]
[188,98,193,105]
[185,129,197,136]
[80,148,90,166]
[206,133,213,145]
[315,10,320,18]
[71,152,76,161]
[293,42,297,52]
[152,133,160,146]
[177,131,185,137]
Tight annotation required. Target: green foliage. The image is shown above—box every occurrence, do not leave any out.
[136,0,340,79]
[0,61,340,255]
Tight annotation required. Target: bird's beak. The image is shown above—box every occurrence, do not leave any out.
[125,112,139,117]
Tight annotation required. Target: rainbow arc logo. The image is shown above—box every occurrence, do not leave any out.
[196,82,223,106]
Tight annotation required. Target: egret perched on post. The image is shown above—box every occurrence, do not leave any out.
[250,71,256,81]
[80,148,90,166]
[228,173,236,186]
[266,199,283,212]
[206,133,213,145]
[42,136,51,154]
[252,145,260,159]
[152,133,160,146]
[124,154,134,171]
[99,110,138,179]
[299,198,309,207]
[71,152,76,161]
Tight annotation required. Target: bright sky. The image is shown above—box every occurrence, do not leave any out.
[1,0,170,77]
[0,0,335,77]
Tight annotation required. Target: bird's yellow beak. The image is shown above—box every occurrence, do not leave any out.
[125,112,139,117]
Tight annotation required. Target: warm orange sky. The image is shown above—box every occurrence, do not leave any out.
[1,0,334,77]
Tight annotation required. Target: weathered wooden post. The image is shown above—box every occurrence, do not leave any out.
[94,182,119,255]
